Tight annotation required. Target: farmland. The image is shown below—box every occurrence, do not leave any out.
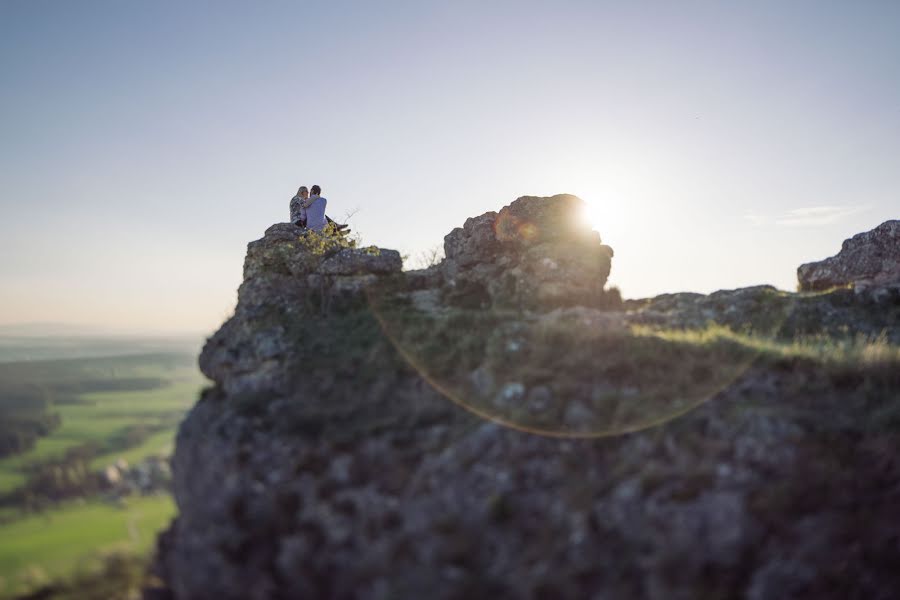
[0,337,205,598]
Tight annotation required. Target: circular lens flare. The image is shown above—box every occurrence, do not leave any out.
[367,282,792,438]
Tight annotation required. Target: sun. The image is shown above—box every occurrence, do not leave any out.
[543,168,635,247]
[583,199,605,233]
[578,191,625,247]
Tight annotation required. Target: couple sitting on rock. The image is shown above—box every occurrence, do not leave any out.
[290,185,349,235]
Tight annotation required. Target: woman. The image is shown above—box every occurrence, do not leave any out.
[290,186,309,227]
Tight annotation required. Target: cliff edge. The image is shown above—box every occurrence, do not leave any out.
[149,196,900,600]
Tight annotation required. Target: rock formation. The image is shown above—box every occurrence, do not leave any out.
[797,219,900,292]
[441,195,613,310]
[148,197,900,600]
[199,223,402,397]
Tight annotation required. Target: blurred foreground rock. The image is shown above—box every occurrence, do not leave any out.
[148,197,900,600]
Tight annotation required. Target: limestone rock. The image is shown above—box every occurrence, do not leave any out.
[798,219,900,291]
[318,248,402,276]
[625,283,900,343]
[443,212,500,271]
[199,223,401,397]
[441,195,614,310]
[151,197,900,600]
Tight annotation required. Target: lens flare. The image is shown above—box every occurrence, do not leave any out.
[368,194,791,438]
[367,282,792,438]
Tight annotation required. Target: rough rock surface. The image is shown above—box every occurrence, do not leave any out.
[199,223,401,397]
[797,219,900,291]
[624,283,900,343]
[442,194,614,310]
[150,197,900,600]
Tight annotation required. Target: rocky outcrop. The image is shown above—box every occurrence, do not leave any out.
[797,219,900,291]
[442,194,614,310]
[198,223,402,397]
[149,196,900,600]
[625,283,900,343]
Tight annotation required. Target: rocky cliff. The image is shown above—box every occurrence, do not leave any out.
[798,219,900,293]
[149,196,900,599]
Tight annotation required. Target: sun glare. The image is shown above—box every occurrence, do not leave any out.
[583,200,606,233]
[577,188,627,248]
[545,168,636,248]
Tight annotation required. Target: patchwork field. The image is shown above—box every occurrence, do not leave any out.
[0,340,206,599]
[0,365,204,496]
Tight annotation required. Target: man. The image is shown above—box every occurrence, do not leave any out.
[304,184,328,232]
[289,186,309,227]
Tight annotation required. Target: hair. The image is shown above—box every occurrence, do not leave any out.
[311,185,321,196]
[297,186,308,195]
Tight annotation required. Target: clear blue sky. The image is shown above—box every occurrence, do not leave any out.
[1,1,898,333]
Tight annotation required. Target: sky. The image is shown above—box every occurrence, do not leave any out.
[1,1,898,335]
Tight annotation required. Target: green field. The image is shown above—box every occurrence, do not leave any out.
[0,345,207,598]
[90,428,177,472]
[0,495,176,597]
[0,366,205,495]
[0,473,23,497]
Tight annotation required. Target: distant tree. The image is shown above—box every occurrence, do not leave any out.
[0,382,61,458]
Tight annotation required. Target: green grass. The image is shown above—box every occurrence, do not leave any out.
[636,324,900,367]
[0,507,17,523]
[0,353,204,597]
[0,472,25,496]
[0,370,205,495]
[369,295,900,438]
[0,495,176,598]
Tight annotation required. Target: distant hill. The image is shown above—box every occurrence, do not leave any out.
[0,352,197,460]
[0,322,111,337]
[0,334,204,363]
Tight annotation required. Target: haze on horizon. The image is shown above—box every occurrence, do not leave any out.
[1,1,898,335]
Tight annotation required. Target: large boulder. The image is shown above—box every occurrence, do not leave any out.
[442,195,614,310]
[797,220,900,291]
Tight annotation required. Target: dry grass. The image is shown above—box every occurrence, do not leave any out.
[635,323,900,368]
